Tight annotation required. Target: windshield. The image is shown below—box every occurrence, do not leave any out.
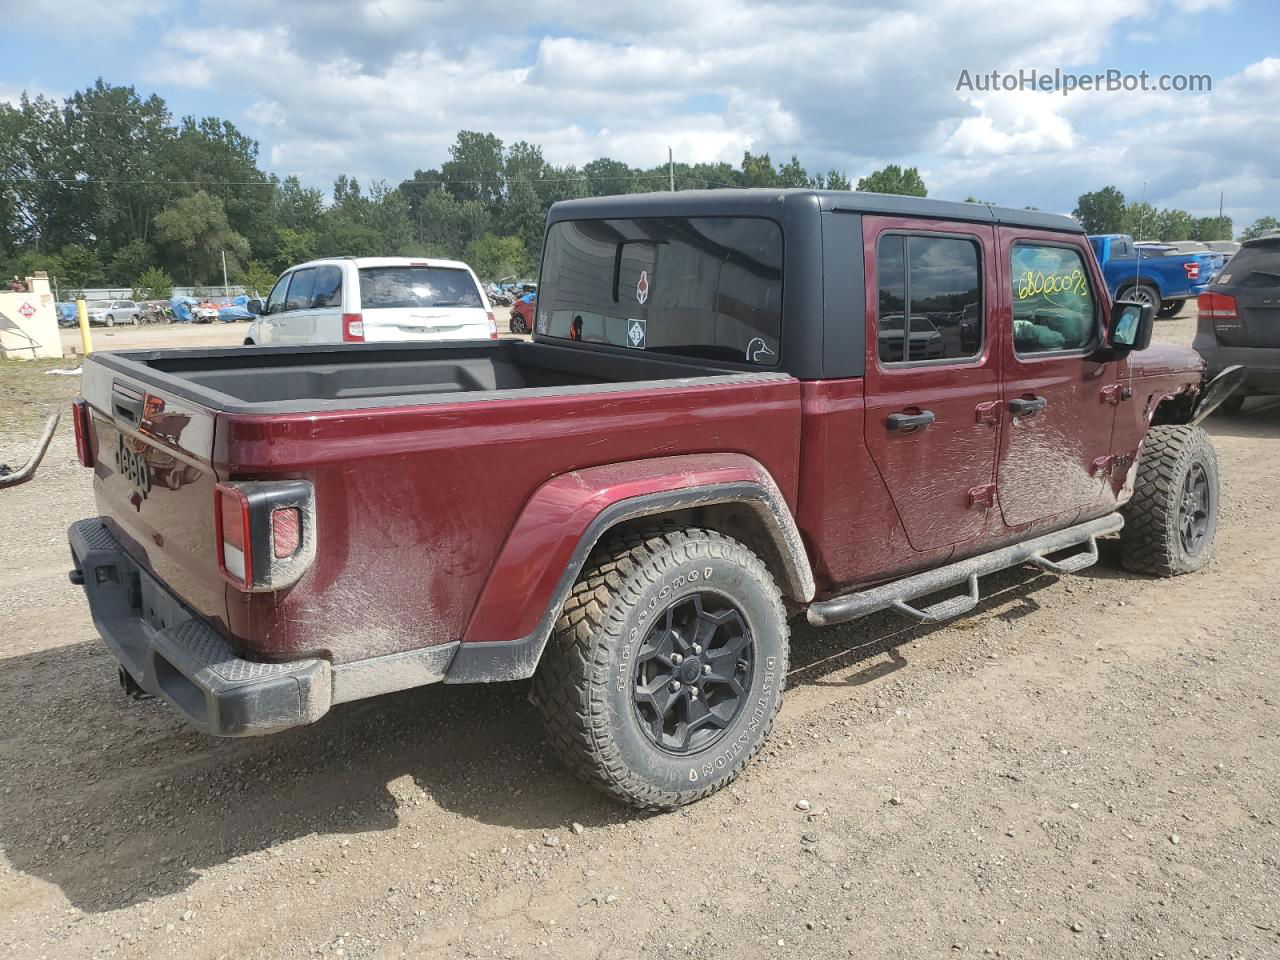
[537,216,783,366]
[88,300,111,309]
[358,266,483,309]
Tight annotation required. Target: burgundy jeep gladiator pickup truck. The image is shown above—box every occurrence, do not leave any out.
[68,190,1239,809]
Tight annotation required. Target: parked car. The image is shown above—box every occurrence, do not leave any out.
[1205,240,1241,261]
[68,190,1236,810]
[1194,232,1280,414]
[245,257,497,345]
[85,299,140,326]
[1089,234,1220,318]
[509,290,536,334]
[192,301,220,324]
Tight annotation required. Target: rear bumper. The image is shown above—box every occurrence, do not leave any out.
[1194,341,1280,395]
[68,518,332,736]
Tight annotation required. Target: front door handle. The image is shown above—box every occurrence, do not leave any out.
[1009,395,1048,417]
[887,409,936,432]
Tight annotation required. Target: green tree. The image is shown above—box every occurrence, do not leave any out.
[441,131,505,208]
[1240,216,1280,241]
[273,227,317,272]
[56,243,105,289]
[1123,201,1160,240]
[464,234,528,280]
[108,239,153,285]
[582,158,639,196]
[1157,208,1195,241]
[815,170,851,190]
[1191,215,1233,241]
[1072,186,1126,234]
[154,190,250,284]
[776,155,810,188]
[740,151,778,187]
[236,260,277,298]
[856,164,927,197]
[133,265,173,300]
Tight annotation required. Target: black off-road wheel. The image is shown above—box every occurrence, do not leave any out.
[533,527,789,810]
[1120,424,1219,577]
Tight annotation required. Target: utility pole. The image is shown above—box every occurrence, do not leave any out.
[668,146,675,192]
[221,250,229,295]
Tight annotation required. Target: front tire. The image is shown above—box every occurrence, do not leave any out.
[510,313,528,335]
[533,527,789,810]
[1120,425,1219,577]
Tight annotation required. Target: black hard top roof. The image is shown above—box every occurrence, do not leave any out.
[547,188,1083,234]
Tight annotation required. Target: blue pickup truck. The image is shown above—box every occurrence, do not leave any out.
[1089,234,1221,318]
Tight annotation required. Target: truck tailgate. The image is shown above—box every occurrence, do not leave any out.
[80,361,228,629]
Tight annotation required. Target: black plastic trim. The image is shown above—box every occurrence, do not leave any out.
[444,481,813,684]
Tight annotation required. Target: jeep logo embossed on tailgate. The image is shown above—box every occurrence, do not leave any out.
[115,434,152,498]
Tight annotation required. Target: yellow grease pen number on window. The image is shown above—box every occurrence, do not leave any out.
[1016,268,1088,301]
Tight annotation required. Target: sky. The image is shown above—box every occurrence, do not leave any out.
[2,0,1277,229]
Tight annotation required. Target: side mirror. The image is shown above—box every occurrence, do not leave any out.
[246,298,265,316]
[1108,299,1153,353]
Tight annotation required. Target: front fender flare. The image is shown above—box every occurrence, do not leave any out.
[445,453,813,684]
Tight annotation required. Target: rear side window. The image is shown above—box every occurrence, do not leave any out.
[311,265,343,308]
[358,266,483,309]
[1010,244,1097,354]
[876,234,981,364]
[285,268,317,311]
[537,217,782,365]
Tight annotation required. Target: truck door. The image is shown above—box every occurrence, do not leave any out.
[861,217,1003,551]
[995,228,1119,528]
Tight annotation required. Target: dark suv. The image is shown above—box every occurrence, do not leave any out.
[1195,232,1280,414]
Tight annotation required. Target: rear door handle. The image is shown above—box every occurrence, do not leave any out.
[1009,396,1047,416]
[887,409,936,432]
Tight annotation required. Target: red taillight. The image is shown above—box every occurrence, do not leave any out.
[272,507,301,559]
[1184,261,1201,280]
[215,484,253,587]
[486,311,498,339]
[71,398,94,468]
[342,312,365,342]
[1199,291,1240,335]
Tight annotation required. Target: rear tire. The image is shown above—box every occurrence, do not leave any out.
[243,338,255,346]
[1119,283,1162,317]
[1157,299,1185,318]
[105,315,114,327]
[1120,425,1219,577]
[510,313,528,335]
[533,527,789,810]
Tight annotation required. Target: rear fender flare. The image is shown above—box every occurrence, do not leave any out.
[446,453,814,684]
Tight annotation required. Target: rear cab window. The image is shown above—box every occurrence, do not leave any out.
[357,266,483,309]
[536,216,782,366]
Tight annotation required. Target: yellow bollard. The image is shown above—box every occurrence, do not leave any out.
[76,298,93,356]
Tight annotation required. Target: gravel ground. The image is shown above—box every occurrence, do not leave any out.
[2,305,1278,959]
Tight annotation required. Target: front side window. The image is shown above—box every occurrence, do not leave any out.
[284,268,317,311]
[1011,244,1097,354]
[876,233,982,364]
[537,216,782,365]
[265,274,289,315]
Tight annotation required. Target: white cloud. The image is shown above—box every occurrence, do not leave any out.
[114,0,1278,227]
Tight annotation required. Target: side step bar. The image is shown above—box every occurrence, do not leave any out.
[807,513,1123,627]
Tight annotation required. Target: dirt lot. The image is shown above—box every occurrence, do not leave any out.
[2,306,1278,960]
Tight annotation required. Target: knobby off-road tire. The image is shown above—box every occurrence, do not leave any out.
[533,527,789,810]
[1120,424,1219,577]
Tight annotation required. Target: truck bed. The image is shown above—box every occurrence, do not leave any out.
[78,338,801,669]
[93,339,757,413]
